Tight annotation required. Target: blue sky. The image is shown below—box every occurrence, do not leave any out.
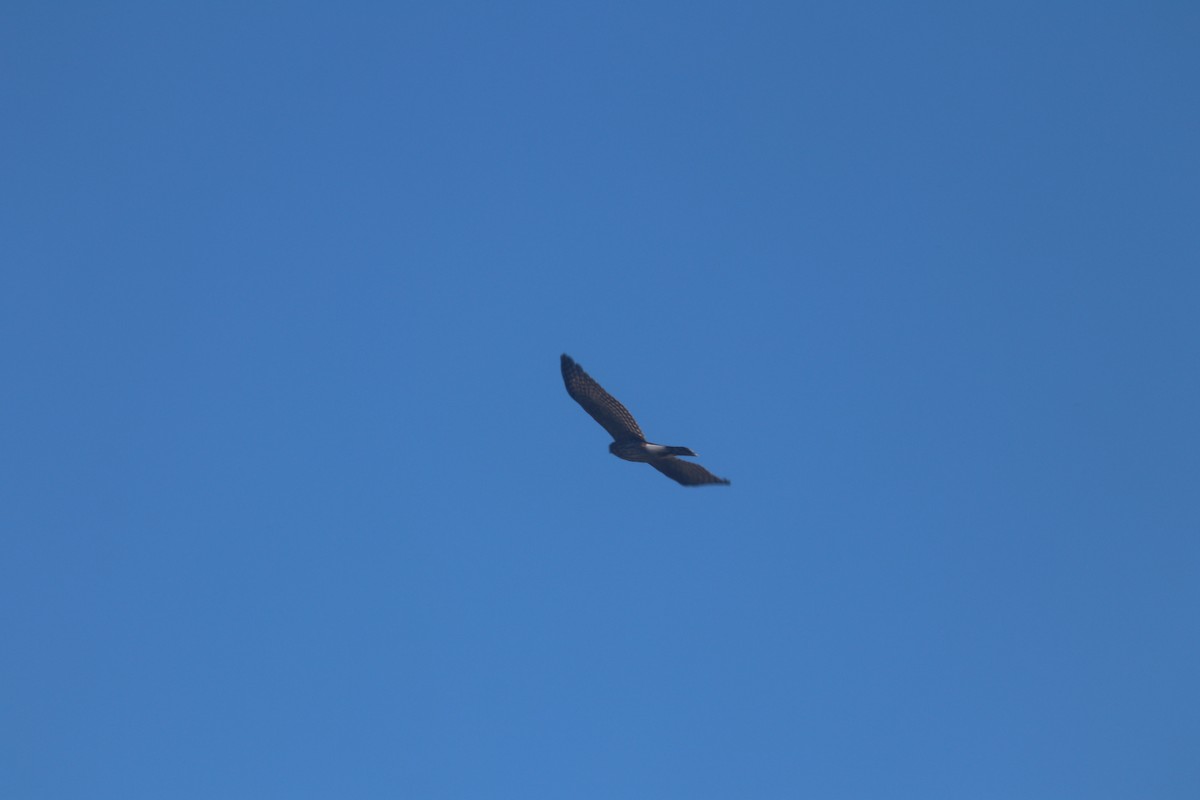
[3,1,1198,797]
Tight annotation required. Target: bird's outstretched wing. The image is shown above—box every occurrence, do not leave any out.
[649,457,731,487]
[561,354,645,442]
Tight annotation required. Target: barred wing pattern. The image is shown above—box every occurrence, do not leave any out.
[649,457,732,487]
[560,354,645,442]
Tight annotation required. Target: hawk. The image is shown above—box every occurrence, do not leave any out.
[560,354,731,487]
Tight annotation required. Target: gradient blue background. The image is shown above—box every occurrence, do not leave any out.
[4,2,1198,797]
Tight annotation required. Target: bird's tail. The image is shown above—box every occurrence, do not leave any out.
[665,446,697,457]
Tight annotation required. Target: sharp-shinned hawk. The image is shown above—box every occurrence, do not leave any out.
[560,354,731,487]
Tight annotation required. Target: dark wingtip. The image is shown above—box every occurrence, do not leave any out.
[561,354,581,389]
[682,477,731,487]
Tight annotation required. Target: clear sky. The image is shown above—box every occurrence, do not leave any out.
[3,1,1198,797]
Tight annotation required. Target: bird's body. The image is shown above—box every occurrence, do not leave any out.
[560,354,730,487]
[608,441,695,462]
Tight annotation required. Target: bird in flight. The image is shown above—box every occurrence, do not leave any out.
[560,354,730,487]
